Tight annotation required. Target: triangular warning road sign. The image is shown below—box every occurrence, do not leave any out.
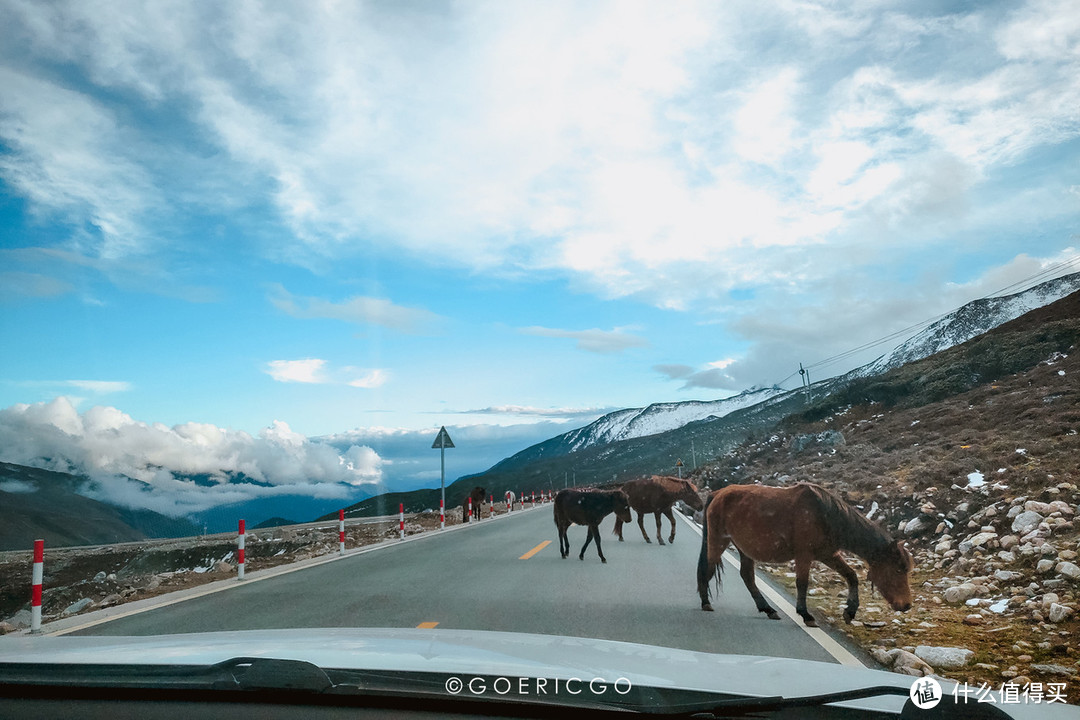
[432,426,455,449]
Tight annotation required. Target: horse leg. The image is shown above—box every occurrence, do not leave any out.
[664,506,676,544]
[636,511,651,543]
[794,555,816,627]
[558,523,569,559]
[821,553,860,623]
[614,518,624,542]
[579,524,595,561]
[697,540,723,611]
[593,524,608,563]
[654,511,665,546]
[739,551,780,620]
[698,494,723,611]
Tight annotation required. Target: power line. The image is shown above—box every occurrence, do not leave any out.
[794,253,1080,380]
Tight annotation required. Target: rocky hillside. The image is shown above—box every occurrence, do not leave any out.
[691,289,1080,699]
[0,463,201,551]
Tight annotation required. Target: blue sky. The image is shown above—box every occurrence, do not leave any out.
[1,0,1078,514]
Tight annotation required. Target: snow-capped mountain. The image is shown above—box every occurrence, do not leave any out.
[486,386,787,472]
[848,272,1080,379]
[561,387,787,452]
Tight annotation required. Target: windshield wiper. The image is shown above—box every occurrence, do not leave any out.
[656,684,1012,719]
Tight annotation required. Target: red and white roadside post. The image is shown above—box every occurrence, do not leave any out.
[531,491,536,507]
[31,539,43,634]
[467,497,473,523]
[489,495,494,517]
[399,503,405,540]
[440,498,445,530]
[339,509,345,555]
[237,520,246,581]
[506,491,512,513]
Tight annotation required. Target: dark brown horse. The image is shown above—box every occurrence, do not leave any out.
[697,483,913,627]
[554,489,633,563]
[614,475,704,545]
[462,486,486,523]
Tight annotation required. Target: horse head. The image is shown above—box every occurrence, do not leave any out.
[613,490,633,524]
[867,540,914,612]
[678,480,705,510]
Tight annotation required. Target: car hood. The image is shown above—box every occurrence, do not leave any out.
[0,627,1070,719]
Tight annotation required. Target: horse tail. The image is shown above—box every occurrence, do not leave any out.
[696,493,721,607]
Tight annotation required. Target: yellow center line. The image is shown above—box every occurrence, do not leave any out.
[519,540,551,560]
[416,621,439,629]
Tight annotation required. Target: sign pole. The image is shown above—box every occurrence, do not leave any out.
[432,426,455,530]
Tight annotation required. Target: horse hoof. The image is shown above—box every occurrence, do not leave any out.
[601,558,607,563]
[702,603,714,612]
[766,611,781,620]
[617,538,624,542]
[644,539,651,544]
[843,610,856,624]
[804,619,818,628]
[669,537,675,544]
[657,539,665,546]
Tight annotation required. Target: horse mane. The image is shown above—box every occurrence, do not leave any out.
[801,483,895,559]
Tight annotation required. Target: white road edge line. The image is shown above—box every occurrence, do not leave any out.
[675,510,865,668]
[43,505,545,637]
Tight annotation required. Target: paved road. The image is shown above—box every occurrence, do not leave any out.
[72,506,847,664]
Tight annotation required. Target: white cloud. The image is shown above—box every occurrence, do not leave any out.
[64,380,132,394]
[520,326,649,354]
[0,397,384,515]
[732,68,803,167]
[457,405,614,419]
[266,358,326,384]
[269,285,441,333]
[265,359,388,388]
[0,1,1077,320]
[347,369,388,389]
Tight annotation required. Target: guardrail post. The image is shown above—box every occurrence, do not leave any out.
[237,520,246,580]
[31,539,43,634]
[339,509,345,555]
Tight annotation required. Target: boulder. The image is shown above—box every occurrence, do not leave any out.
[1056,561,1080,581]
[1012,511,1044,534]
[1030,664,1075,677]
[915,645,974,670]
[1048,603,1073,624]
[904,517,933,536]
[62,598,94,616]
[943,584,977,604]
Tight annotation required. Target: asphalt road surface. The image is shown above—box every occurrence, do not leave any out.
[71,506,854,664]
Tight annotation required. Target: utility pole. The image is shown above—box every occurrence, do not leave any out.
[799,363,812,404]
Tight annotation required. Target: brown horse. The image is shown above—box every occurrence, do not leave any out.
[614,475,704,545]
[461,486,485,523]
[554,489,633,563]
[697,483,913,627]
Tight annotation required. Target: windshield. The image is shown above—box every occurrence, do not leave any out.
[1,1,1078,717]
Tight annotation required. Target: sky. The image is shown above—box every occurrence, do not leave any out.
[1,0,1078,516]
